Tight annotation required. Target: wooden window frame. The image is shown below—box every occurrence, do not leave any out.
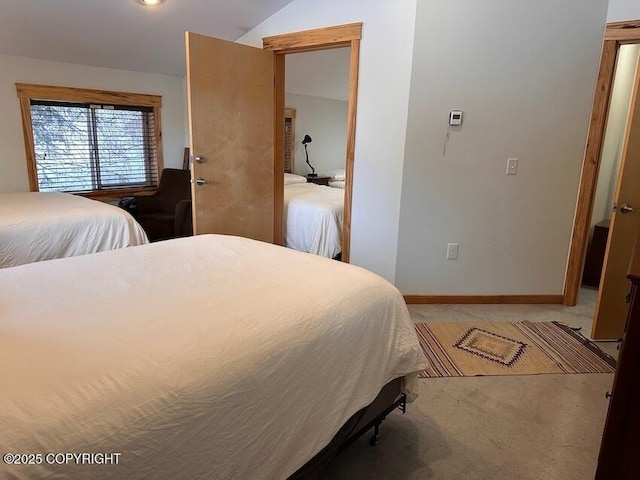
[16,83,164,200]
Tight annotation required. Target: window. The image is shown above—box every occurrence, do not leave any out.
[284,108,296,173]
[17,84,163,195]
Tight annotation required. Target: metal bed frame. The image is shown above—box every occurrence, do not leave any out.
[289,377,407,479]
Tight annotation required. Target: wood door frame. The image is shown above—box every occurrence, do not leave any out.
[564,20,640,306]
[263,23,362,262]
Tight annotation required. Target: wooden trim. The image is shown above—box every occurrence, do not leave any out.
[16,83,162,107]
[404,295,563,305]
[563,39,618,306]
[341,38,361,264]
[604,20,640,42]
[153,105,164,173]
[18,97,38,191]
[78,186,157,202]
[266,23,362,262]
[182,147,190,170]
[263,23,362,53]
[273,54,285,246]
[564,20,640,306]
[185,31,197,234]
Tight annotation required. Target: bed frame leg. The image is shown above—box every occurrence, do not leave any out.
[368,393,406,447]
[369,423,380,446]
[398,393,407,414]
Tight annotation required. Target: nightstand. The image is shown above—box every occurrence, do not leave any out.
[583,219,610,287]
[306,175,331,186]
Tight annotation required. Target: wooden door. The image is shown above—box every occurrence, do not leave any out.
[185,32,275,242]
[592,63,640,339]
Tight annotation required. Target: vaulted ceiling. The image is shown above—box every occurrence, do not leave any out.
[0,0,294,76]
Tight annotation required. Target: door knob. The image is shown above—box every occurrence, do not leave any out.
[194,155,205,164]
[619,203,636,214]
[193,177,207,186]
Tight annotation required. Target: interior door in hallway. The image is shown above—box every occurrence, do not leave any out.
[593,61,640,339]
[185,32,275,242]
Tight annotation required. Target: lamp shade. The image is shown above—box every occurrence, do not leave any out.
[302,134,312,145]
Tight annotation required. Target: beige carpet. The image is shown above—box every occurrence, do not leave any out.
[415,321,616,378]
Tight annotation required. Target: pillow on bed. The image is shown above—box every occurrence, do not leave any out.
[328,180,345,189]
[327,169,346,181]
[284,173,307,185]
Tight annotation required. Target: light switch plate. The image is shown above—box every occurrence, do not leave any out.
[506,158,518,175]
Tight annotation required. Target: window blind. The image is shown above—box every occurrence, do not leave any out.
[30,100,159,192]
[284,117,293,173]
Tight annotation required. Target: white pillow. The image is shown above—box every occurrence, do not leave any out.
[284,173,308,185]
[327,169,346,181]
[328,180,345,189]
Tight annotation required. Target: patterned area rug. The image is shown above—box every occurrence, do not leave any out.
[415,321,616,378]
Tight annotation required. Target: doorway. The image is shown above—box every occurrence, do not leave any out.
[184,24,361,261]
[564,20,640,339]
[282,48,350,259]
[262,23,362,263]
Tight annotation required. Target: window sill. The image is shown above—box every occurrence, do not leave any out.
[75,187,158,203]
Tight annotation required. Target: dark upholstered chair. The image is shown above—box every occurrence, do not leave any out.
[119,168,192,242]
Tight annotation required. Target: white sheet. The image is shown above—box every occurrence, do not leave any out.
[284,182,344,258]
[0,235,428,480]
[0,192,148,268]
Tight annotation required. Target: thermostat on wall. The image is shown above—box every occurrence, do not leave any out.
[449,110,463,126]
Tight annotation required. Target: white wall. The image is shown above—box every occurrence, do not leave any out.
[0,54,187,193]
[394,0,608,295]
[239,0,418,282]
[285,93,347,177]
[607,0,640,22]
[285,48,350,101]
[592,45,640,228]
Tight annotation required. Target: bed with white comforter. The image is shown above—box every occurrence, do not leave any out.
[0,192,148,268]
[284,182,344,258]
[0,234,427,480]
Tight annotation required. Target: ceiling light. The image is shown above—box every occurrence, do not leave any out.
[139,0,164,6]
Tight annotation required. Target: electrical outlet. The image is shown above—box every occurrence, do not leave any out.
[506,158,518,175]
[447,243,459,260]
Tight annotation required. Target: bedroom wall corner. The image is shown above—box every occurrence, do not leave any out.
[0,54,187,193]
[394,0,608,296]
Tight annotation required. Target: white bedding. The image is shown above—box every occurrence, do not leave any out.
[0,192,148,268]
[284,182,344,258]
[0,235,428,480]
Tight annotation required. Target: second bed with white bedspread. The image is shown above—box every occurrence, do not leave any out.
[284,182,344,258]
[0,192,148,268]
